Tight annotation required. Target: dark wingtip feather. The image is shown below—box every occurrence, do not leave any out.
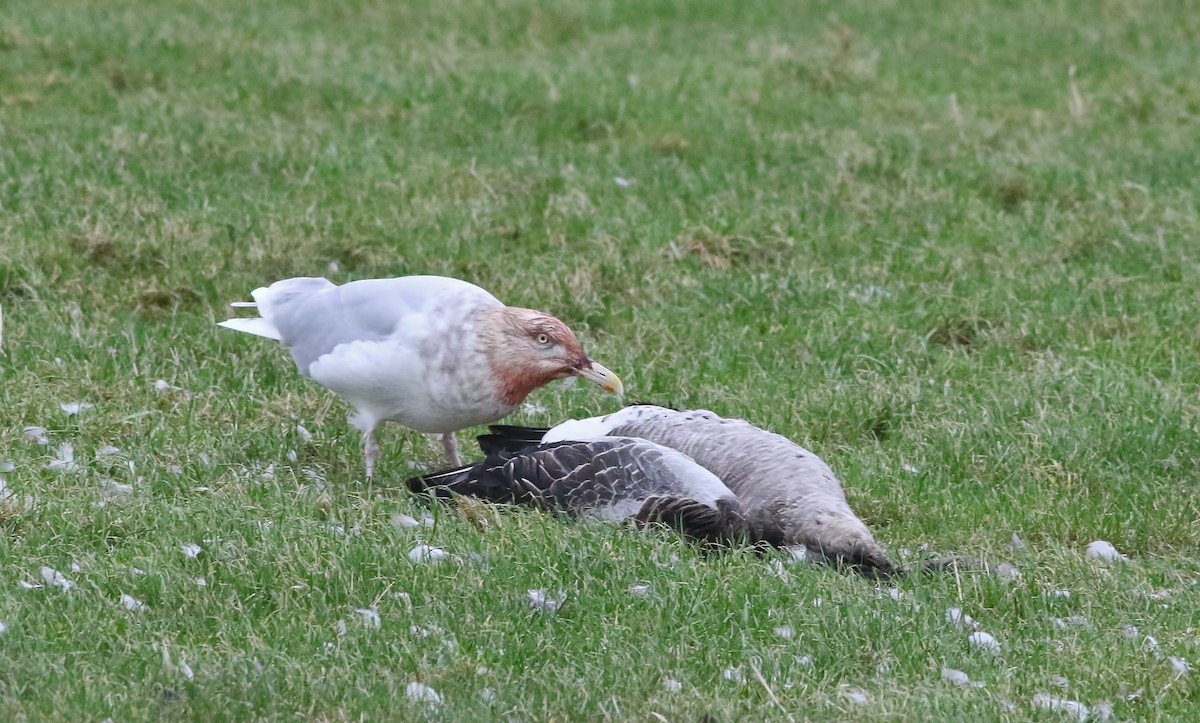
[404,464,477,498]
[477,425,549,455]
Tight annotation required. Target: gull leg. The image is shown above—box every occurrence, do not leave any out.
[363,429,381,479]
[441,432,462,467]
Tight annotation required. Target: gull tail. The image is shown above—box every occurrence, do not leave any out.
[217,317,282,341]
[218,277,337,342]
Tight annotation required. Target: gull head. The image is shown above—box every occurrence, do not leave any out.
[485,307,623,404]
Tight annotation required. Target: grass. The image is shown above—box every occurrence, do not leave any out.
[2,0,1199,719]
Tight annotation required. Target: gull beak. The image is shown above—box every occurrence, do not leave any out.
[576,360,624,396]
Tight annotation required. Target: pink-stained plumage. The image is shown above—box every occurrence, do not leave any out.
[218,275,622,477]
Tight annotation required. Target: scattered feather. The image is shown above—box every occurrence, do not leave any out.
[1049,589,1072,599]
[721,666,745,684]
[1053,615,1090,629]
[40,566,73,591]
[47,443,77,472]
[1031,694,1089,721]
[886,587,904,601]
[195,577,207,587]
[96,445,121,457]
[130,567,146,576]
[480,688,497,703]
[181,543,202,559]
[100,478,134,500]
[628,583,651,597]
[18,580,41,589]
[1169,657,1190,677]
[335,620,347,637]
[946,607,976,628]
[59,401,93,415]
[0,460,13,473]
[901,463,920,474]
[295,424,313,443]
[794,655,813,667]
[1092,701,1114,722]
[121,594,146,612]
[1085,540,1126,562]
[408,544,452,565]
[23,426,50,445]
[968,632,1001,654]
[1010,532,1026,551]
[0,621,6,635]
[773,625,794,640]
[785,546,808,563]
[286,449,297,463]
[942,668,970,686]
[614,176,633,188]
[0,477,34,512]
[391,513,420,529]
[405,682,442,706]
[1050,675,1069,688]
[179,661,194,680]
[354,607,381,629]
[525,589,566,614]
[662,678,683,693]
[1143,635,1161,656]
[841,688,869,705]
[996,562,1020,580]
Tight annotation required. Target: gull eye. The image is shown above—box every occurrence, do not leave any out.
[536,333,550,345]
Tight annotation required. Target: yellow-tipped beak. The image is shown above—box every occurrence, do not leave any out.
[577,361,624,396]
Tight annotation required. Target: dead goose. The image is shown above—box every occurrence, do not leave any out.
[407,436,747,545]
[478,405,903,578]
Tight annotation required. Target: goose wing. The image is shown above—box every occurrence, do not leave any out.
[409,437,744,543]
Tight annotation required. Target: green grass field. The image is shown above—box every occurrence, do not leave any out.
[3,0,1199,719]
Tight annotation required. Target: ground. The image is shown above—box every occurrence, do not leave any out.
[1,0,1198,720]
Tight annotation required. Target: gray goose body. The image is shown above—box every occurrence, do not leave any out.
[481,405,896,577]
[407,436,746,544]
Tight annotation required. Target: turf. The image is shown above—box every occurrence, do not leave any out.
[2,0,1198,719]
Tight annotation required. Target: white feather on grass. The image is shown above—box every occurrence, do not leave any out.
[405,682,442,706]
[40,566,73,591]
